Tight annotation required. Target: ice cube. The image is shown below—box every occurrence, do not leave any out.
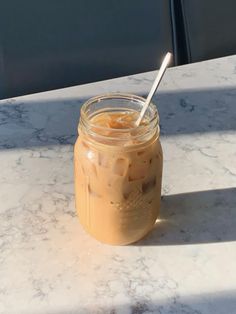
[98,152,109,168]
[113,158,129,176]
[128,162,148,181]
[142,177,156,194]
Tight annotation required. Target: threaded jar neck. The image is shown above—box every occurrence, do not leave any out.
[79,93,160,149]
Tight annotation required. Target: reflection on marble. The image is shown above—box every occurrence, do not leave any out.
[0,55,236,314]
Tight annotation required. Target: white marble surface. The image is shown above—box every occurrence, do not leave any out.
[0,55,236,314]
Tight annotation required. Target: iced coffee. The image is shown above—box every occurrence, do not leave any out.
[74,94,162,245]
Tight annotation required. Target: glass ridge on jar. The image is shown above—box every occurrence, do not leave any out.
[74,93,163,245]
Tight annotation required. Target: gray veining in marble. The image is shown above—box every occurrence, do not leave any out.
[0,55,236,314]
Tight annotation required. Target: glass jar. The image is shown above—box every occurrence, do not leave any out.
[74,94,163,245]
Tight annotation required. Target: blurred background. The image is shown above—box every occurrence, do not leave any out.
[0,0,236,99]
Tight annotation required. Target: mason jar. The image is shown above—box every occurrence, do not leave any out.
[74,94,163,245]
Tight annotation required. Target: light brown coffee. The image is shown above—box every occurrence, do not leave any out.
[74,111,162,245]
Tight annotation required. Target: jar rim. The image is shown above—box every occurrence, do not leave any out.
[80,93,159,132]
[79,93,160,147]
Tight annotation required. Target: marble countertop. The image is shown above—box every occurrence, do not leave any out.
[0,55,236,314]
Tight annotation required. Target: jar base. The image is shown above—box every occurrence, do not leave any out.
[78,218,157,246]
